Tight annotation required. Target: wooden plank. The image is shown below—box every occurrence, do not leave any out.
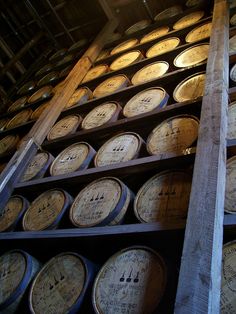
[42,100,201,151]
[0,19,118,210]
[175,1,229,313]
[0,221,185,241]
[15,151,195,194]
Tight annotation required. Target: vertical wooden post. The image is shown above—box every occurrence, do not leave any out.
[175,1,229,313]
[0,18,118,209]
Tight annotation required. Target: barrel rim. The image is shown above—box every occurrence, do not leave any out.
[173,10,205,30]
[0,195,29,232]
[82,64,109,83]
[93,74,130,98]
[28,85,54,104]
[50,141,96,176]
[134,169,192,223]
[146,36,180,58]
[154,5,183,21]
[69,176,129,227]
[124,19,151,35]
[173,43,209,68]
[7,96,29,113]
[17,81,37,96]
[22,188,73,231]
[123,86,169,118]
[81,101,121,130]
[0,249,33,311]
[110,38,139,55]
[173,71,206,102]
[92,245,167,314]
[140,25,170,44]
[29,251,94,314]
[185,21,212,43]
[110,50,143,71]
[146,113,200,156]
[6,108,33,129]
[131,60,170,85]
[37,71,59,87]
[47,114,82,141]
[94,131,144,167]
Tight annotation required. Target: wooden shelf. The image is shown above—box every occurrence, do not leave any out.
[15,150,195,195]
[0,221,186,241]
[96,16,212,67]
[43,98,201,151]
[60,62,206,119]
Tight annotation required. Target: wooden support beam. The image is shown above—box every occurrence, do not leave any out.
[0,18,118,210]
[175,1,229,313]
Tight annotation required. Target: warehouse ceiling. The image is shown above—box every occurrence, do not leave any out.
[0,0,213,100]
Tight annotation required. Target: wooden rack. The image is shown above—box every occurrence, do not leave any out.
[0,0,231,313]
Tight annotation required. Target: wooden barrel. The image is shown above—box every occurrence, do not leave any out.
[231,14,236,26]
[185,22,212,43]
[221,240,236,313]
[59,65,73,78]
[92,246,167,314]
[49,49,67,62]
[174,44,209,68]
[66,87,93,109]
[53,80,65,94]
[110,50,143,71]
[28,86,53,104]
[227,102,236,139]
[68,39,87,52]
[0,250,41,314]
[123,87,169,118]
[185,0,204,7]
[0,195,29,232]
[131,61,169,85]
[173,72,205,102]
[37,71,59,87]
[146,37,180,58]
[82,64,109,83]
[230,35,236,54]
[0,118,9,131]
[154,5,183,21]
[30,101,51,120]
[56,54,74,67]
[230,64,236,82]
[0,135,19,156]
[21,151,54,182]
[134,170,191,223]
[70,177,132,227]
[147,114,199,155]
[47,115,82,141]
[81,102,121,130]
[140,26,169,44]
[225,156,236,213]
[96,50,110,61]
[5,109,33,129]
[17,81,36,96]
[124,20,151,35]
[50,142,96,176]
[110,39,139,56]
[35,64,53,77]
[7,96,28,113]
[29,252,97,314]
[93,75,130,98]
[106,32,122,44]
[173,11,204,30]
[22,189,73,231]
[94,132,144,167]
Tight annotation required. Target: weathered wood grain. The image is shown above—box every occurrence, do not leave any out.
[175,1,229,313]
